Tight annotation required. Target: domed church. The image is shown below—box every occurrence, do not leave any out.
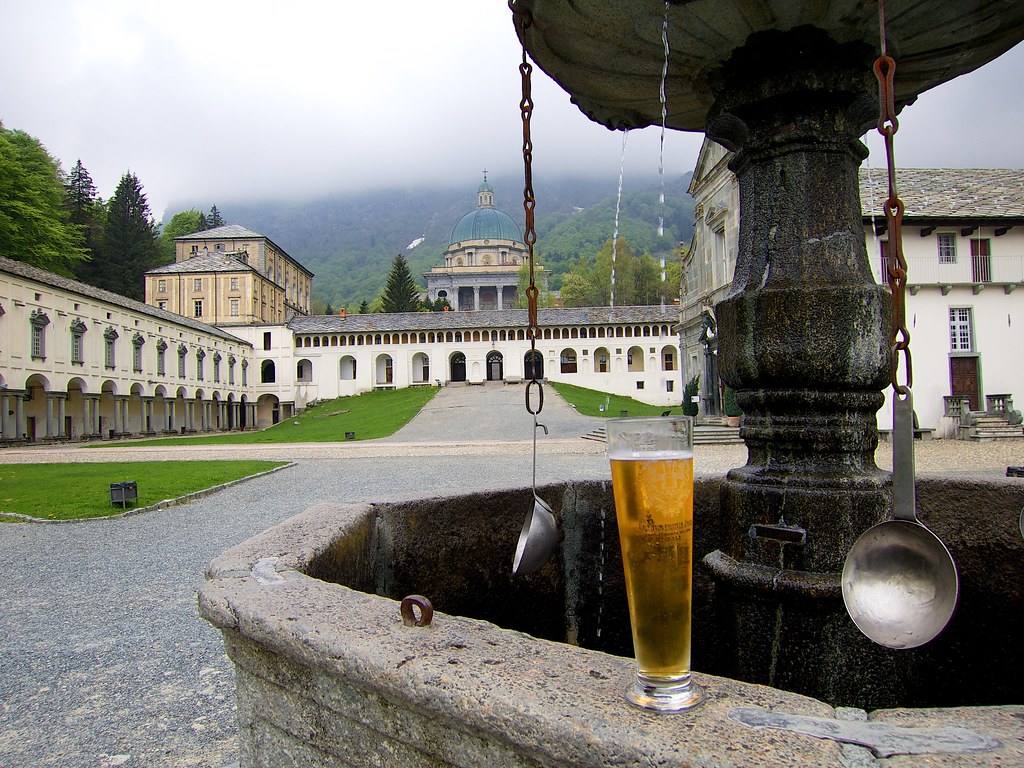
[423,176,545,311]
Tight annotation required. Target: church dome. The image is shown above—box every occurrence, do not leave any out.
[449,207,523,245]
[448,178,523,246]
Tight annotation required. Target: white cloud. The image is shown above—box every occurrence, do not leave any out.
[1,2,1020,221]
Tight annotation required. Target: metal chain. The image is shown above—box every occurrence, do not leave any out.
[875,0,911,396]
[517,14,543,416]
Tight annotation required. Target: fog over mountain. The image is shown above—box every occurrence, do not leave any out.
[167,172,697,309]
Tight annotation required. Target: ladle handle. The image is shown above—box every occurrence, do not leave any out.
[892,390,917,523]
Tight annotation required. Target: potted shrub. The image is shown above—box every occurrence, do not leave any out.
[723,386,742,427]
[682,374,700,418]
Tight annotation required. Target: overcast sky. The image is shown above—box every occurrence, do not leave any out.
[2,1,1022,222]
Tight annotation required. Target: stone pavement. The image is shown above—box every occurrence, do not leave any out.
[0,383,1020,767]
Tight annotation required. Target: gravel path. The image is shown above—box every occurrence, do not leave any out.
[0,383,1020,767]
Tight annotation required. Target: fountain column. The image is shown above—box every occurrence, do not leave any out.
[703,27,897,706]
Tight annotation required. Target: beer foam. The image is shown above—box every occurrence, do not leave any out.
[607,448,693,461]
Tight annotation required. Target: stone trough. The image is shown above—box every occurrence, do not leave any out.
[199,476,1024,767]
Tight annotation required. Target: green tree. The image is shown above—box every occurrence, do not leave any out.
[381,253,422,313]
[358,299,369,314]
[158,208,208,260]
[515,261,556,308]
[0,124,86,274]
[64,159,106,281]
[208,204,225,228]
[95,171,165,300]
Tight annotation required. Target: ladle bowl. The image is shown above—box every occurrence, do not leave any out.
[842,393,960,649]
[512,495,557,575]
[842,519,959,649]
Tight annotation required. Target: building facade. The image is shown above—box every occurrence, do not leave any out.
[0,256,256,444]
[683,138,1024,436]
[145,224,313,325]
[424,179,545,310]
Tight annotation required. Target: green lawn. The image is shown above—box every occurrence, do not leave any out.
[102,386,439,447]
[0,461,287,521]
[548,381,685,418]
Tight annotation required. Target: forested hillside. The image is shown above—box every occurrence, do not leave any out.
[165,173,695,310]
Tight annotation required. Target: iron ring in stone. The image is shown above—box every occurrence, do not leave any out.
[401,595,433,627]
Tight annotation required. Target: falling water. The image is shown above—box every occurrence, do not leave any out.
[610,130,629,309]
[658,1,671,308]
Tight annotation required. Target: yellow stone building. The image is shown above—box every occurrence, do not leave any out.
[144,224,313,326]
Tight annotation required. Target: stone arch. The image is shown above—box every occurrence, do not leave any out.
[627,345,645,372]
[661,345,677,371]
[486,351,504,381]
[412,352,430,384]
[594,347,611,373]
[340,355,357,380]
[297,358,313,383]
[257,393,280,428]
[450,352,467,383]
[559,348,578,374]
[261,359,276,383]
[375,354,394,386]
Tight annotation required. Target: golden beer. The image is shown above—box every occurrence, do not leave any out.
[607,417,703,712]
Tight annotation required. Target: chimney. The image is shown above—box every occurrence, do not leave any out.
[339,308,346,318]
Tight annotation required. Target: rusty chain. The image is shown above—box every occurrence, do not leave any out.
[875,0,911,396]
[516,7,543,416]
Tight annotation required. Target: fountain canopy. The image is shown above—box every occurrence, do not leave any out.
[513,0,1024,131]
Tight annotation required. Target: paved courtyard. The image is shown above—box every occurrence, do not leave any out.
[0,383,1020,767]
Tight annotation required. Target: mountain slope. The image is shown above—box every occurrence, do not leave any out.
[166,173,694,308]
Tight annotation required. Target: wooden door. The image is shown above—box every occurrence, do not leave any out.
[950,357,980,411]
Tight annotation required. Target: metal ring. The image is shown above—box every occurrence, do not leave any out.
[525,379,544,415]
[400,595,433,627]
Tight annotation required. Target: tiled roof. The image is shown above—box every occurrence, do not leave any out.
[174,224,264,241]
[146,251,260,275]
[860,168,1024,219]
[0,255,251,345]
[171,224,313,277]
[289,305,680,334]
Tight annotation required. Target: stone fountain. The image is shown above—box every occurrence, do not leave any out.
[515,0,1024,706]
[200,3,1024,765]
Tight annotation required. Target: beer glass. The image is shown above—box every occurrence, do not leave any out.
[606,416,704,712]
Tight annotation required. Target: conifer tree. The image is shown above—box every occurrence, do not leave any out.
[65,160,107,283]
[358,299,369,314]
[381,253,422,313]
[208,204,225,227]
[95,171,165,299]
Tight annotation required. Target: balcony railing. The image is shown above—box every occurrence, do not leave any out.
[876,253,1024,287]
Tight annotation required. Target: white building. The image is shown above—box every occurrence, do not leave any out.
[0,256,255,444]
[683,138,1024,437]
[233,305,682,415]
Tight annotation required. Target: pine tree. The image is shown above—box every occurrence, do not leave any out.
[358,299,369,314]
[65,160,106,283]
[381,253,422,313]
[95,171,164,299]
[208,204,225,227]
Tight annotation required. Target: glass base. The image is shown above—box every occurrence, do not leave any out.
[626,675,704,713]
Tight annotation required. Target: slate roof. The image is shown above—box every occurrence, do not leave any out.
[289,305,680,334]
[172,224,313,277]
[174,224,265,241]
[146,251,260,276]
[0,256,251,345]
[860,168,1024,220]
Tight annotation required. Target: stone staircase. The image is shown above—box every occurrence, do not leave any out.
[582,422,743,445]
[961,412,1024,442]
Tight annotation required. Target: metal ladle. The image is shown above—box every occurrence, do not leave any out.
[842,391,959,649]
[513,382,556,575]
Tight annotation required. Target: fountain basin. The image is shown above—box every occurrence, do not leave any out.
[199,477,1024,767]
